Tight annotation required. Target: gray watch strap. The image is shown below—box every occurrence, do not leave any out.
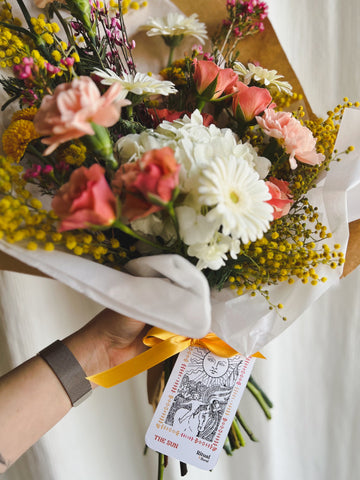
[39,340,92,407]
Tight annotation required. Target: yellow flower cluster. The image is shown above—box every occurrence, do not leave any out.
[0,155,130,265]
[0,2,26,68]
[30,14,60,46]
[306,98,359,157]
[160,59,189,86]
[2,110,40,162]
[226,198,344,318]
[56,141,87,167]
[11,106,38,121]
[272,90,304,111]
[118,0,148,14]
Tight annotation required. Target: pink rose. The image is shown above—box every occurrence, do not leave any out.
[112,147,180,221]
[34,76,130,155]
[193,59,238,100]
[256,109,325,169]
[266,177,293,219]
[232,81,273,122]
[52,164,117,232]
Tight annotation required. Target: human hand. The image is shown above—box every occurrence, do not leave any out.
[64,309,149,385]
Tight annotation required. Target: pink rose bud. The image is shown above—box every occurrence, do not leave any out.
[112,147,180,222]
[193,59,238,101]
[52,164,117,232]
[232,80,273,122]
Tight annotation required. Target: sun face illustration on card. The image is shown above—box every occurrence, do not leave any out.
[146,347,255,470]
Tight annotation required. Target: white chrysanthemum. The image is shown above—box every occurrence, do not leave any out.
[157,110,227,143]
[176,205,219,245]
[116,110,270,190]
[188,233,240,270]
[233,62,293,95]
[198,154,273,243]
[131,213,175,243]
[141,13,208,44]
[93,69,177,97]
[116,131,173,162]
[231,142,270,180]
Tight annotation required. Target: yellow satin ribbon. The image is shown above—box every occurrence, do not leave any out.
[87,327,265,388]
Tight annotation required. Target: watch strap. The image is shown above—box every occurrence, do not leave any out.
[39,340,92,407]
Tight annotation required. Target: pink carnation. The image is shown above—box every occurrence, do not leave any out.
[34,76,130,155]
[52,164,117,232]
[266,177,293,220]
[256,109,325,169]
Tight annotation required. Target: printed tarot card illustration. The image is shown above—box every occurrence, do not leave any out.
[145,346,255,470]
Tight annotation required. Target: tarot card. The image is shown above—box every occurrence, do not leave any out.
[145,346,255,470]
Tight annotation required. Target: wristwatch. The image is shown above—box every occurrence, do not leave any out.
[39,340,92,407]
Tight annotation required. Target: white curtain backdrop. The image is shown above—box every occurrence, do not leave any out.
[1,0,360,479]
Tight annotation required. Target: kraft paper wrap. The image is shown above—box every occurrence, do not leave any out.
[0,1,358,277]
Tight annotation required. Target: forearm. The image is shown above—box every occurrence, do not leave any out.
[0,355,72,472]
[0,309,146,473]
[0,325,105,472]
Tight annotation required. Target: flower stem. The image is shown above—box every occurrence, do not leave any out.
[157,453,165,480]
[246,381,272,419]
[167,46,175,68]
[218,19,235,62]
[236,411,258,442]
[52,5,77,50]
[15,0,34,34]
[228,423,241,450]
[248,376,273,408]
[26,144,48,162]
[196,98,206,113]
[232,417,246,447]
[126,105,134,122]
[223,436,233,456]
[112,220,168,251]
[179,462,188,476]
[166,201,180,242]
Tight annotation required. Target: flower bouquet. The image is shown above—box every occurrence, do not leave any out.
[1,0,360,475]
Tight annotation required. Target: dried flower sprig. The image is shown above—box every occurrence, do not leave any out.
[213,0,268,64]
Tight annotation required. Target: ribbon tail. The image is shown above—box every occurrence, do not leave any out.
[252,352,266,359]
[87,339,189,388]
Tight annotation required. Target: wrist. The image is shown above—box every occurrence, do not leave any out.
[63,323,111,389]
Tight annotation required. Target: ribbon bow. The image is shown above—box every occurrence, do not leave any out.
[87,327,264,388]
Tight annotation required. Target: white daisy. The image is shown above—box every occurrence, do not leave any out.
[198,154,273,243]
[233,62,293,95]
[140,13,208,44]
[93,68,177,98]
